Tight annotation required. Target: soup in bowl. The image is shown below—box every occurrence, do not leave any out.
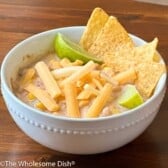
[1,26,167,154]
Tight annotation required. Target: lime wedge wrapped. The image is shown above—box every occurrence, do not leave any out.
[54,33,102,64]
[118,85,143,109]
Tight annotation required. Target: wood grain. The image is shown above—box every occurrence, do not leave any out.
[0,0,168,167]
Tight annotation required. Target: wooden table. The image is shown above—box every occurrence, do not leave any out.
[0,0,168,167]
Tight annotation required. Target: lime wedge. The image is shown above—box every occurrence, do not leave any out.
[54,33,102,64]
[118,85,143,109]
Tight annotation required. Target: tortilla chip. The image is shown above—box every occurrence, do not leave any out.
[133,38,159,62]
[80,7,109,50]
[80,7,165,99]
[103,38,159,73]
[135,62,165,99]
[88,16,135,59]
[153,52,161,62]
[104,49,135,73]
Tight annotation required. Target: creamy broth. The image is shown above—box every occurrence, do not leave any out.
[13,53,138,118]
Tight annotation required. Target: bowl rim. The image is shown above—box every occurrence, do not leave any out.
[1,26,167,122]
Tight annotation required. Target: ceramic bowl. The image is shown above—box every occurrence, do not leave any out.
[1,27,167,154]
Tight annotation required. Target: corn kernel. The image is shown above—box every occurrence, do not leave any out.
[27,93,36,101]
[111,106,120,115]
[35,102,46,110]
[48,59,61,70]
[60,58,71,67]
[72,60,84,66]
[20,68,35,85]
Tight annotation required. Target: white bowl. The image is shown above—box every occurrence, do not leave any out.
[1,26,167,154]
